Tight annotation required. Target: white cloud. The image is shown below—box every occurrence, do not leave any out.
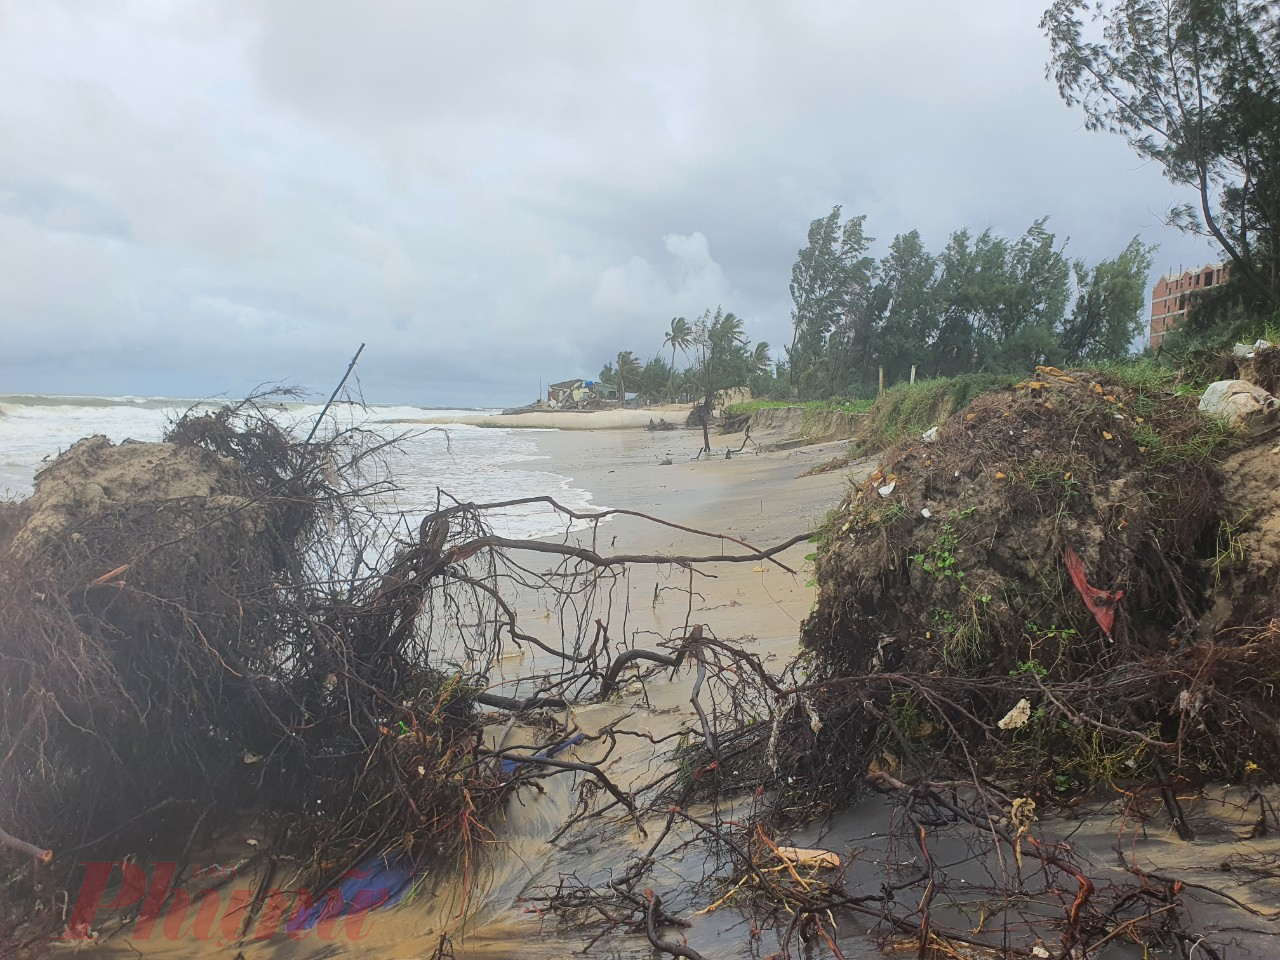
[0,0,1218,404]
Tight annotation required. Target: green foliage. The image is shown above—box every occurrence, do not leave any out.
[807,506,844,550]
[856,373,1021,452]
[1010,659,1049,680]
[910,516,966,580]
[832,499,909,539]
[722,398,874,417]
[663,316,694,399]
[634,355,674,403]
[1131,414,1237,466]
[1000,704,1154,794]
[1012,455,1083,500]
[1092,357,1186,395]
[691,306,753,409]
[1059,237,1155,363]
[1163,293,1280,359]
[614,350,641,399]
[927,582,996,674]
[931,219,1073,377]
[598,204,1151,415]
[1043,0,1280,314]
[885,692,926,741]
[788,206,876,396]
[783,208,1151,401]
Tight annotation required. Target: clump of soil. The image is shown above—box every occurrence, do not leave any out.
[0,501,22,553]
[9,433,271,558]
[797,366,1278,793]
[1205,439,1280,630]
[1236,342,1280,396]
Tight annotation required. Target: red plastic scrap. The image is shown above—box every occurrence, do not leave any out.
[1063,546,1124,637]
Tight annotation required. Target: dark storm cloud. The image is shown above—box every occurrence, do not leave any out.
[0,1,1214,405]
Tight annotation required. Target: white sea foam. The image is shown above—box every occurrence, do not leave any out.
[0,395,599,540]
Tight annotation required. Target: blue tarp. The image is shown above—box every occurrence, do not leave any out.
[287,851,420,933]
[287,733,585,932]
[497,732,586,775]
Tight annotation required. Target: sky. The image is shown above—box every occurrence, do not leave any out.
[0,1,1219,407]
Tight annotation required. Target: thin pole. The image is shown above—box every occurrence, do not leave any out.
[910,364,917,385]
[878,366,885,396]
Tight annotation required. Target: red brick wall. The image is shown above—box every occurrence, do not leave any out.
[1148,262,1231,350]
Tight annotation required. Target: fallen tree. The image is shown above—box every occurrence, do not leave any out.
[0,394,814,954]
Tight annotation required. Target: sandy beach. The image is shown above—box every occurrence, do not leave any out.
[510,424,860,643]
[417,403,693,431]
[431,424,873,959]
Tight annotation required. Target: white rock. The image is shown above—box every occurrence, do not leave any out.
[1232,340,1272,358]
[1199,380,1280,436]
[920,508,932,519]
[998,698,1032,730]
[922,426,939,443]
[877,481,896,498]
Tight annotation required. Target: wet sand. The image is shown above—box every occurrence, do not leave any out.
[417,405,693,431]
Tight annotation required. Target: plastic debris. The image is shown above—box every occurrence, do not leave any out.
[1064,546,1124,637]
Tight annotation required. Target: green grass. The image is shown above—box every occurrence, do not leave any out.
[855,373,1021,453]
[1093,357,1186,394]
[723,398,874,417]
[1131,414,1237,466]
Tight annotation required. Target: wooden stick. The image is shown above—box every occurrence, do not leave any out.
[303,342,366,446]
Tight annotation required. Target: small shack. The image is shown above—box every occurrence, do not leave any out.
[547,379,619,406]
[547,379,588,406]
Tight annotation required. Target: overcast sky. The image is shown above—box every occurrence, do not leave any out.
[0,1,1217,406]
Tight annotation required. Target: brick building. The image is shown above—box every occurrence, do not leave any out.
[1149,261,1231,350]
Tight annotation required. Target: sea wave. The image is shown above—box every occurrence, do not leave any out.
[0,395,600,539]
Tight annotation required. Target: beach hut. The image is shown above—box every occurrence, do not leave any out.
[547,379,588,406]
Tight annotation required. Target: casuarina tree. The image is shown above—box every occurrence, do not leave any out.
[1043,0,1280,311]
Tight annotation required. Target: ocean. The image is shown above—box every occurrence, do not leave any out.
[0,394,601,539]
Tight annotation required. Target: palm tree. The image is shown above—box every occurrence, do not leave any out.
[750,341,772,377]
[662,316,693,399]
[615,350,641,400]
[709,309,746,350]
